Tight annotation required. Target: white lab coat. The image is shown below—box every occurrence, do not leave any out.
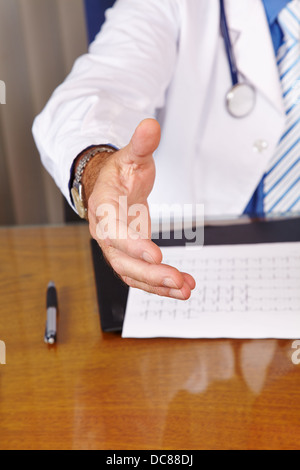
[32,0,286,217]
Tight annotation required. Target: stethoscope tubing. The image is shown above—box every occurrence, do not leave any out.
[219,0,239,86]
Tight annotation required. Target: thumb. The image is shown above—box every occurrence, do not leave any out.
[122,118,161,164]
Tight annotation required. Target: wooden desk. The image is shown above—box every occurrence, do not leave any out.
[0,225,299,450]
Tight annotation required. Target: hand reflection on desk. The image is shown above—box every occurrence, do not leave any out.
[137,339,298,449]
[182,342,235,394]
[183,340,285,396]
[72,337,298,450]
[139,339,293,399]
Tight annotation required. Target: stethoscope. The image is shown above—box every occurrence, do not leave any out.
[220,0,256,118]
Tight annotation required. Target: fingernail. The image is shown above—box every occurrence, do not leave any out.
[169,289,185,300]
[163,277,179,289]
[143,252,156,264]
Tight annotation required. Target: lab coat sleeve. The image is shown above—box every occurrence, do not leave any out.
[32,0,180,206]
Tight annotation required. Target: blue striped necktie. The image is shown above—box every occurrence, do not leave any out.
[263,0,300,215]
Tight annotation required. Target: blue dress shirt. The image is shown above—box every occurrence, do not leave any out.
[244,0,290,217]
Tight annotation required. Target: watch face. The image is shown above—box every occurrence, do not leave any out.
[71,187,87,219]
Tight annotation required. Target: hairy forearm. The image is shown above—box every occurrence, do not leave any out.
[74,149,116,209]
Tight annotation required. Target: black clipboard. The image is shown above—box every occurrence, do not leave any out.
[91,217,300,332]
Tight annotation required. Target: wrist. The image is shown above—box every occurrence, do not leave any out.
[71,145,117,219]
[81,151,113,206]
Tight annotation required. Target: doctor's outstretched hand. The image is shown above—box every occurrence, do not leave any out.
[83,118,195,300]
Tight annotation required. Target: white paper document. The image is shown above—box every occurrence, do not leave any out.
[122,242,300,339]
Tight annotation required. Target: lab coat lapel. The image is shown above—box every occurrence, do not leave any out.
[226,0,285,115]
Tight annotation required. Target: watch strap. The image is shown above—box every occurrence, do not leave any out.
[72,145,116,220]
[74,145,116,185]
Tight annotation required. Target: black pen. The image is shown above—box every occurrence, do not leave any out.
[44,281,58,345]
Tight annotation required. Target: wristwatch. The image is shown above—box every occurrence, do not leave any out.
[71,145,116,220]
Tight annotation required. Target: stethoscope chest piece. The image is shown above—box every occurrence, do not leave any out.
[226,83,256,118]
[220,0,256,119]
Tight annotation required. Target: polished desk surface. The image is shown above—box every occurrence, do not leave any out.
[0,225,299,450]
